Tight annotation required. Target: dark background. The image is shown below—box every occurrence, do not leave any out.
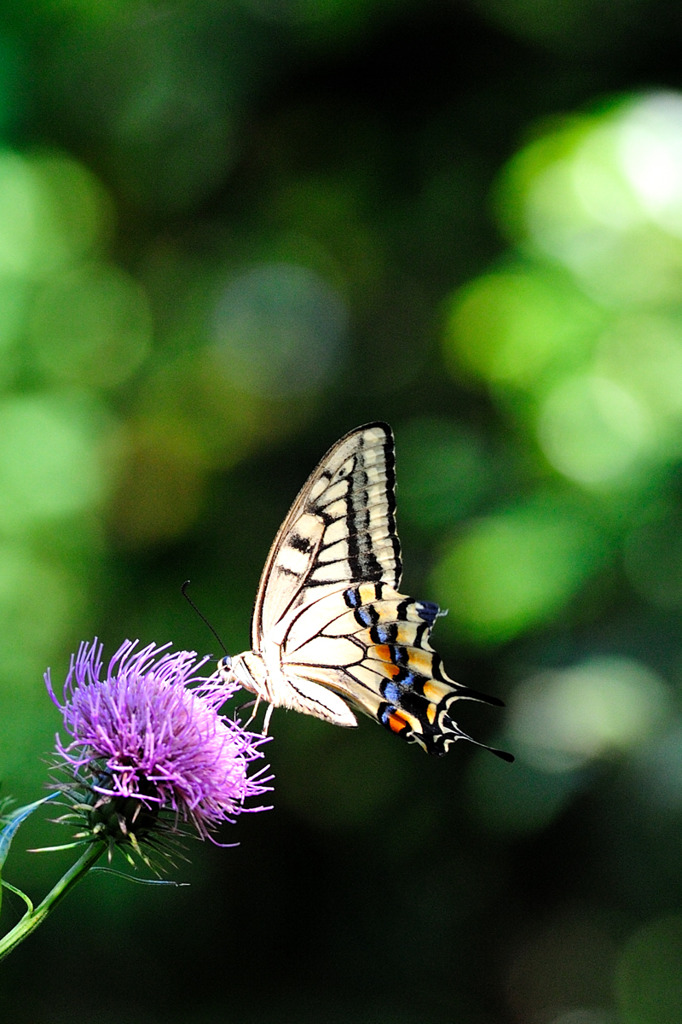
[1,2,682,1022]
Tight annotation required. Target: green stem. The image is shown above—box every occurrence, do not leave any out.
[0,842,105,962]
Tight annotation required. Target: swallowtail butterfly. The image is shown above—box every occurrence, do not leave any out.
[217,422,512,759]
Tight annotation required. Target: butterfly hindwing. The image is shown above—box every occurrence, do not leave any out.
[279,581,510,757]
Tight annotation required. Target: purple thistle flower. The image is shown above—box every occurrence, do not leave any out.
[45,639,272,865]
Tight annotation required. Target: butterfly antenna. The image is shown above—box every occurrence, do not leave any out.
[181,580,229,655]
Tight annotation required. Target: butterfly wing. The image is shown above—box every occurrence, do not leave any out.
[252,421,401,647]
[225,420,510,758]
[278,581,512,758]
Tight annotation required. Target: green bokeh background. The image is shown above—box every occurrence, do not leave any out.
[2,3,682,1022]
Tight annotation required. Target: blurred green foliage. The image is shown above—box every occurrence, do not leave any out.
[1,3,682,1023]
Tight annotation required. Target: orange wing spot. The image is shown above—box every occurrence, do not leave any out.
[358,582,379,605]
[374,644,402,678]
[386,710,410,735]
[426,702,437,725]
[423,680,450,704]
[394,625,416,645]
[403,648,433,675]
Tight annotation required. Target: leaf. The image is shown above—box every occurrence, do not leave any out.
[0,794,57,871]
[91,866,190,886]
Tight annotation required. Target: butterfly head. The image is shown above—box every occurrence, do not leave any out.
[217,654,232,679]
[216,651,254,693]
[217,650,271,703]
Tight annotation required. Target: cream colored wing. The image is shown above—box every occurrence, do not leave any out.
[217,421,511,759]
[277,581,513,758]
[252,421,401,647]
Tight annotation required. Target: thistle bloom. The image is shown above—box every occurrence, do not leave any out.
[45,639,272,864]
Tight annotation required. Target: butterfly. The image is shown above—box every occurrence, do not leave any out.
[217,422,512,759]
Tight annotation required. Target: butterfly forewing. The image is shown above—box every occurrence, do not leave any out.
[252,422,401,645]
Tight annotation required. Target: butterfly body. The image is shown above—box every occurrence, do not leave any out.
[218,422,512,760]
[226,649,358,728]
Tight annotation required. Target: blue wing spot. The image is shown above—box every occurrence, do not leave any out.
[417,601,439,625]
[399,670,417,689]
[382,681,401,703]
[390,644,409,666]
[344,587,361,608]
[371,623,395,644]
[355,606,374,627]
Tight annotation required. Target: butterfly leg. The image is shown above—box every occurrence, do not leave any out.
[262,701,275,736]
[240,693,262,729]
[236,697,257,716]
